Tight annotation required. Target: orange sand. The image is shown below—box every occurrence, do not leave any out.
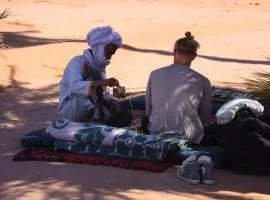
[0,0,270,199]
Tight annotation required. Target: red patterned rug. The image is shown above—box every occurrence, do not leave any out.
[13,147,174,173]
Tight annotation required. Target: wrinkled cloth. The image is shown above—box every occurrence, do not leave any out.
[45,119,188,151]
[83,26,122,76]
[58,56,111,122]
[58,26,121,122]
[215,97,264,125]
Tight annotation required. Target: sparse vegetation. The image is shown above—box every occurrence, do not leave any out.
[0,9,9,91]
[0,9,9,19]
[246,71,270,122]
[0,9,9,50]
[0,33,4,49]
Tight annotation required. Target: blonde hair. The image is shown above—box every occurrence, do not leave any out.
[175,32,200,55]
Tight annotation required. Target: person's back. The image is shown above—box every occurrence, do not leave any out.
[146,32,212,144]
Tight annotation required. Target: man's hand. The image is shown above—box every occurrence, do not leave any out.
[103,78,119,87]
[92,78,119,88]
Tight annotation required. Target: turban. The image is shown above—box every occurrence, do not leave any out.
[86,26,122,48]
[83,26,122,78]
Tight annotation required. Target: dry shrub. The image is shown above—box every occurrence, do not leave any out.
[0,9,9,19]
[246,71,270,122]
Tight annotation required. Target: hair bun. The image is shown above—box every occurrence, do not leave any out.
[185,31,194,40]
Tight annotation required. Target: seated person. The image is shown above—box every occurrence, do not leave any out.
[145,32,212,144]
[58,26,132,127]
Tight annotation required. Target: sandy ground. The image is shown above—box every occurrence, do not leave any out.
[0,0,270,199]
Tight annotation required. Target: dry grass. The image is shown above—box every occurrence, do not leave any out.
[246,72,270,100]
[0,9,9,19]
[0,34,4,49]
[0,33,6,50]
[245,71,270,121]
[0,10,9,50]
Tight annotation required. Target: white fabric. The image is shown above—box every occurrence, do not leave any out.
[58,56,111,122]
[83,26,122,75]
[99,128,126,146]
[46,120,83,142]
[58,56,94,111]
[45,119,125,147]
[58,26,121,122]
[82,50,107,80]
[216,97,264,125]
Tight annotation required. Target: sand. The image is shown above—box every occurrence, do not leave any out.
[0,0,270,199]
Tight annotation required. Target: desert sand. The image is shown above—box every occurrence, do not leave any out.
[0,0,270,199]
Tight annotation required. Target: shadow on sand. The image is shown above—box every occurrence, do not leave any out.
[1,31,270,65]
[0,33,270,200]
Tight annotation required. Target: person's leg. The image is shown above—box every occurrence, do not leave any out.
[140,114,149,134]
[58,96,91,122]
[118,95,145,110]
[105,109,133,127]
[177,147,209,163]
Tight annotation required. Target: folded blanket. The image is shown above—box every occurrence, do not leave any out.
[20,128,224,164]
[45,119,94,142]
[21,128,55,147]
[46,119,188,152]
[55,140,169,161]
[74,126,188,152]
[21,129,172,161]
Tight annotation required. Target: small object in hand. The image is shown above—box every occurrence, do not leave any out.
[113,85,126,98]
